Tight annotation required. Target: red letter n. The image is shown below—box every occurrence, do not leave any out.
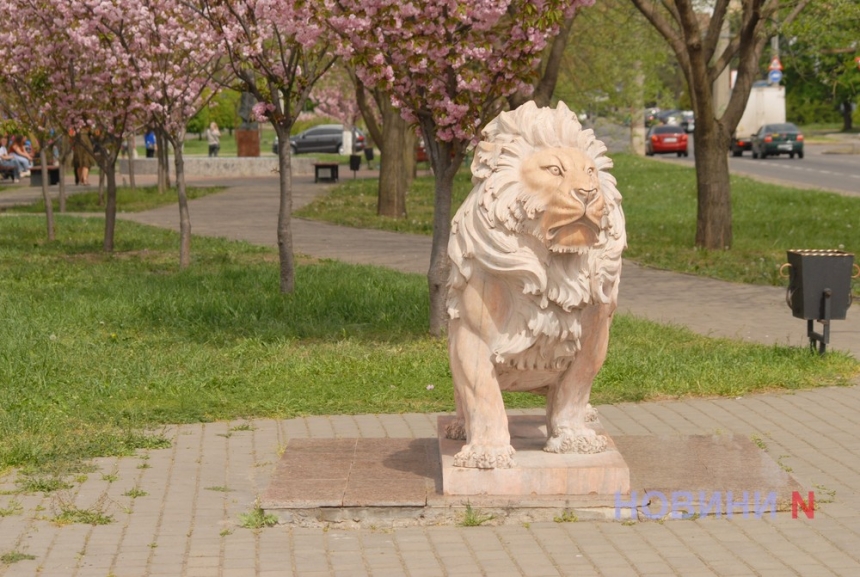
[792,491,815,519]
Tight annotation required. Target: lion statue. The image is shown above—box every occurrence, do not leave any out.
[445,101,626,469]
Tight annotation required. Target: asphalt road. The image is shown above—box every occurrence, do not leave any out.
[664,140,860,196]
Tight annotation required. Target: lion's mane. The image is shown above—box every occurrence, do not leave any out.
[447,102,626,371]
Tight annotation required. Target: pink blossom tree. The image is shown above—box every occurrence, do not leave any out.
[329,0,592,335]
[103,0,226,268]
[0,0,149,252]
[0,77,57,241]
[193,0,338,293]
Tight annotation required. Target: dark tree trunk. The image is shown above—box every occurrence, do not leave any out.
[274,121,295,293]
[38,148,55,241]
[57,136,68,213]
[420,118,467,337]
[377,102,409,218]
[692,122,732,249]
[103,160,118,252]
[355,78,412,219]
[157,129,170,193]
[841,100,854,132]
[172,137,191,268]
[127,134,136,191]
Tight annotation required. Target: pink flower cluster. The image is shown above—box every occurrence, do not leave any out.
[328,0,590,145]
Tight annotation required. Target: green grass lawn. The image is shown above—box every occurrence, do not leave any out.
[9,185,224,213]
[295,154,859,293]
[1,215,857,472]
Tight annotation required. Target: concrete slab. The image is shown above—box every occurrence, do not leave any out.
[261,418,803,526]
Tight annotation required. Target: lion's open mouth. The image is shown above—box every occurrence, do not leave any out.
[547,219,600,249]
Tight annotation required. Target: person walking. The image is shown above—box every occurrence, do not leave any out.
[206,122,221,157]
[144,129,157,158]
[72,132,95,186]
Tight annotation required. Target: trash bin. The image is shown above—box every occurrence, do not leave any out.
[783,249,856,320]
[349,154,362,172]
[781,249,859,355]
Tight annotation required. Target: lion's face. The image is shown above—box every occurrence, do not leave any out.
[520,147,605,252]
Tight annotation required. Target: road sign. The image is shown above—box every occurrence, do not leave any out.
[768,56,783,71]
[768,69,783,84]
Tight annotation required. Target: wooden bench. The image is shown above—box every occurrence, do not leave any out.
[0,165,16,181]
[313,162,339,183]
[30,165,61,187]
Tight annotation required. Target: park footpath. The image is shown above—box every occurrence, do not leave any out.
[0,172,859,576]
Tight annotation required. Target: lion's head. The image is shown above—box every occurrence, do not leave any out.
[448,101,626,369]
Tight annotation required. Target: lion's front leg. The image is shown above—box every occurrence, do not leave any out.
[544,303,614,455]
[448,318,515,469]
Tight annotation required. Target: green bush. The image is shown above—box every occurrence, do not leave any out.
[787,96,841,125]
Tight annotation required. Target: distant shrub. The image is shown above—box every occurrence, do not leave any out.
[787,96,841,125]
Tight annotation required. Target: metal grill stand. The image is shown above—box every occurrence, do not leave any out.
[807,288,832,355]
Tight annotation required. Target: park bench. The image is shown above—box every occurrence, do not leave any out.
[313,162,339,183]
[0,165,16,181]
[30,165,61,187]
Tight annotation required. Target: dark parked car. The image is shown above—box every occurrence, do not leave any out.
[680,110,695,133]
[751,123,804,159]
[645,125,688,157]
[645,107,661,126]
[272,124,366,155]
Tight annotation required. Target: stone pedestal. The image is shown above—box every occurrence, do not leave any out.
[438,414,629,496]
[236,129,260,157]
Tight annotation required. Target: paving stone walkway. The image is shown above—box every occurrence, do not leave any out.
[0,172,858,576]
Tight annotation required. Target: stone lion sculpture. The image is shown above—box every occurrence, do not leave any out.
[446,101,626,469]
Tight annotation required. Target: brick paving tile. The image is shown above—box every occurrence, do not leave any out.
[330,415,362,438]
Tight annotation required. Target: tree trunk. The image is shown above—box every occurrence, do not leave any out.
[631,61,646,155]
[377,102,409,218]
[275,121,295,293]
[103,160,118,252]
[692,122,732,249]
[356,79,413,219]
[421,119,464,337]
[157,129,170,193]
[127,134,136,191]
[404,129,416,187]
[841,100,853,132]
[173,137,192,268]
[58,159,67,214]
[57,135,68,213]
[38,148,55,241]
[427,162,454,337]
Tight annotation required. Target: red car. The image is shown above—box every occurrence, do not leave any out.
[646,125,689,157]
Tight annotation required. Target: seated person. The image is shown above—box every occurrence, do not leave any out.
[0,136,25,180]
[10,135,33,173]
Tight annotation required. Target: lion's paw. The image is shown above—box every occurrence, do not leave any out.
[544,430,607,454]
[585,404,599,423]
[444,420,467,441]
[453,444,516,469]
